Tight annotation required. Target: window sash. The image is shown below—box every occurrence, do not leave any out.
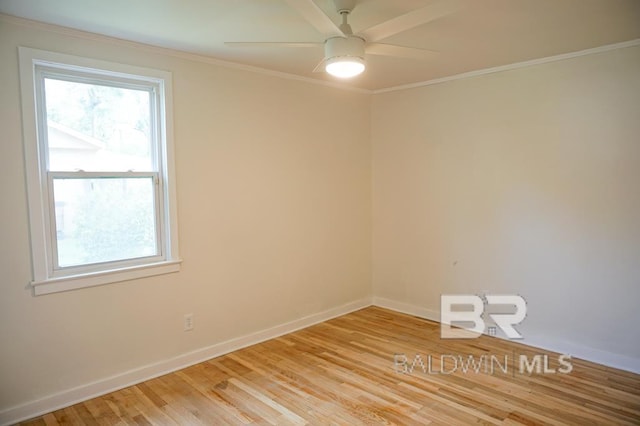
[46,171,165,278]
[35,67,162,174]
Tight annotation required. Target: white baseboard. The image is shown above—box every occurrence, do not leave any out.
[514,334,640,374]
[0,297,372,426]
[372,296,441,323]
[372,297,640,374]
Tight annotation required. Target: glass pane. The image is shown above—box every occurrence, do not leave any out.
[53,177,158,268]
[44,78,153,172]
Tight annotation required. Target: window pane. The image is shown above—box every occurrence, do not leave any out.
[44,78,153,172]
[53,177,158,268]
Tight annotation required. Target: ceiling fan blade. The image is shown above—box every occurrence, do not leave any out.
[359,0,461,42]
[365,43,439,60]
[225,42,323,48]
[283,0,344,37]
[312,58,327,73]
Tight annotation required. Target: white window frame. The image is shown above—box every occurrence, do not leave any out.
[19,47,181,295]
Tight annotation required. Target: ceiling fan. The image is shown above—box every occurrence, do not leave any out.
[225,0,459,79]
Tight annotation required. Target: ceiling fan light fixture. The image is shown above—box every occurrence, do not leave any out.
[325,56,365,78]
[324,36,366,78]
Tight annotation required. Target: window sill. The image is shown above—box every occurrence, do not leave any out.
[31,259,182,296]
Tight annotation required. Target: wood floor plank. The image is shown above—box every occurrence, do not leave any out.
[40,414,60,426]
[18,306,640,425]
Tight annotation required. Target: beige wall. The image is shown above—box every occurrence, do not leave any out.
[0,18,371,411]
[372,45,640,363]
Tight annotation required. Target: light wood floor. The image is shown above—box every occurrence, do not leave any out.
[20,307,640,425]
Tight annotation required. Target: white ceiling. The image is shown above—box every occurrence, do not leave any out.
[1,0,639,90]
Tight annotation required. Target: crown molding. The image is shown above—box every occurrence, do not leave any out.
[373,39,640,94]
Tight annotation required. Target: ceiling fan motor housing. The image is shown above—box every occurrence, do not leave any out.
[324,35,365,61]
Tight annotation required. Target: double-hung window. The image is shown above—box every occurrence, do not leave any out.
[19,48,180,295]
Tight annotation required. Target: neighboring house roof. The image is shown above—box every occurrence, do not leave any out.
[47,121,104,150]
[47,121,151,171]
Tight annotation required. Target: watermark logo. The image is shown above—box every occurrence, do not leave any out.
[440,294,526,339]
[394,353,573,376]
[390,294,573,376]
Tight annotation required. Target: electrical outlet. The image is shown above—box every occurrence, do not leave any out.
[184,313,194,331]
